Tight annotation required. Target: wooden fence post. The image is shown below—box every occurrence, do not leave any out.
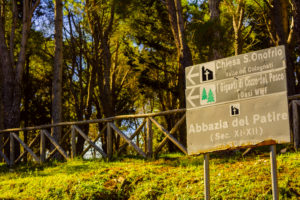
[292,101,300,149]
[10,133,14,166]
[0,134,3,162]
[71,126,76,159]
[147,118,153,158]
[107,122,113,160]
[144,125,147,154]
[40,130,46,163]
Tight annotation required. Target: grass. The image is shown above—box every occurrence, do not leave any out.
[0,151,299,199]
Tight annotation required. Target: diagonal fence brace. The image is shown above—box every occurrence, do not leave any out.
[73,125,107,158]
[109,122,146,158]
[150,117,187,155]
[42,130,69,161]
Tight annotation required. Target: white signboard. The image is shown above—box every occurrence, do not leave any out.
[185,46,291,154]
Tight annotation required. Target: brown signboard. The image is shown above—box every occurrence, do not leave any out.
[185,46,290,155]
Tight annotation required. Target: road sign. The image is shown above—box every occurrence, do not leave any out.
[187,93,290,154]
[185,46,286,88]
[185,46,290,155]
[186,69,287,109]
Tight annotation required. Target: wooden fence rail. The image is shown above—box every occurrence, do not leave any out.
[0,109,187,166]
[1,101,299,166]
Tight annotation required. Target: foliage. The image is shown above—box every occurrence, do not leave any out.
[0,151,299,199]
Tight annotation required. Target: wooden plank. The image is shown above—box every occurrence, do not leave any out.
[109,122,146,158]
[0,109,186,134]
[40,131,46,162]
[146,118,153,158]
[293,101,300,149]
[0,137,9,164]
[15,133,40,163]
[46,128,71,158]
[0,135,2,163]
[12,132,40,163]
[0,138,9,151]
[117,119,146,154]
[71,126,76,159]
[45,129,72,161]
[150,117,187,155]
[73,125,107,158]
[81,125,107,157]
[10,133,15,166]
[107,123,113,160]
[42,130,69,160]
[0,150,9,165]
[154,113,186,156]
[288,94,300,100]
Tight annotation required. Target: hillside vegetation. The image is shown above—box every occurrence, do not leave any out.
[0,151,299,200]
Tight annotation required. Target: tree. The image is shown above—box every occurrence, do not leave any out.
[52,0,63,158]
[208,0,223,59]
[253,0,297,95]
[223,0,254,55]
[0,0,40,158]
[165,0,193,108]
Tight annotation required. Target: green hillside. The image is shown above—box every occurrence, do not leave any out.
[0,151,299,200]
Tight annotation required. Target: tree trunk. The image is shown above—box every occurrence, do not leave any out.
[165,0,192,148]
[52,0,63,159]
[208,0,223,60]
[0,62,3,162]
[292,0,300,92]
[0,0,40,160]
[272,0,296,95]
[231,0,245,55]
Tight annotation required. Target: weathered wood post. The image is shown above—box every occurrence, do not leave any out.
[0,134,3,162]
[40,130,46,162]
[107,122,113,160]
[136,132,139,147]
[144,125,147,154]
[292,100,300,149]
[71,126,76,159]
[10,133,14,166]
[146,117,153,158]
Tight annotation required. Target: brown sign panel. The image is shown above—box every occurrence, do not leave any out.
[187,93,290,155]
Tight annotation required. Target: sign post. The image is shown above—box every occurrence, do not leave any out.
[204,153,210,200]
[270,145,279,200]
[185,46,291,199]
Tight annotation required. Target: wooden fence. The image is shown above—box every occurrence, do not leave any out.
[0,109,187,166]
[1,95,300,166]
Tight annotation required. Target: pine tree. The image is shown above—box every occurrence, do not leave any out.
[202,88,208,100]
[207,89,215,103]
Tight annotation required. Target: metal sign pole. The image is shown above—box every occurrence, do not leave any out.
[270,145,279,200]
[204,153,210,200]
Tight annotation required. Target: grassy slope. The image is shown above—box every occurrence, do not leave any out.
[0,152,299,200]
